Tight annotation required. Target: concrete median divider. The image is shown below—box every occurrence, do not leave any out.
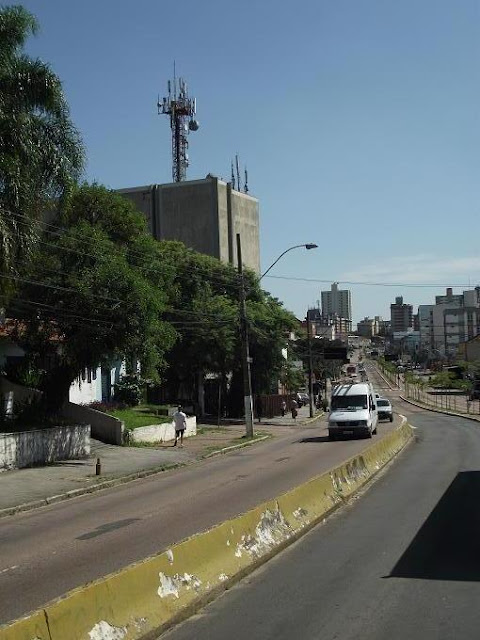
[0,420,412,640]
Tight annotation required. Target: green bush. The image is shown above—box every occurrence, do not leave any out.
[113,374,145,407]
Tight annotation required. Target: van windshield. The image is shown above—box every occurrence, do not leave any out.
[331,395,367,410]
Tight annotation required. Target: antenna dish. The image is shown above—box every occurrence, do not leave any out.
[189,119,199,131]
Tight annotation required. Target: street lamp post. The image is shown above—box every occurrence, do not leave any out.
[236,235,318,437]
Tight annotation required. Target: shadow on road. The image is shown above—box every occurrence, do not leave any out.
[299,436,331,444]
[389,471,480,581]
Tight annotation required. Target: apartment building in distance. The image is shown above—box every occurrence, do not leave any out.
[321,283,352,322]
[306,307,351,342]
[419,288,480,359]
[390,296,413,333]
[357,316,384,338]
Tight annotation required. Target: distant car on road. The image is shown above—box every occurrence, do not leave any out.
[377,397,393,422]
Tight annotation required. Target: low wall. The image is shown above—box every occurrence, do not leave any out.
[0,377,42,417]
[0,421,412,639]
[62,402,124,445]
[0,424,90,471]
[131,416,196,444]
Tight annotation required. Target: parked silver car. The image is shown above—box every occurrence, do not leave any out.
[376,397,393,422]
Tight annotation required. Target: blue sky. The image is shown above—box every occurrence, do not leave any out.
[17,0,480,322]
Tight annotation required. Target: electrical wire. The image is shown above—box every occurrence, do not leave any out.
[8,210,244,292]
[265,275,478,289]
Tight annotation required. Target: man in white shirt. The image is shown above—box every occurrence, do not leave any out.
[173,406,187,447]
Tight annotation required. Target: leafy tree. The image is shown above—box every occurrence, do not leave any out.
[430,371,457,389]
[9,184,175,411]
[0,5,84,300]
[279,360,305,394]
[156,242,239,409]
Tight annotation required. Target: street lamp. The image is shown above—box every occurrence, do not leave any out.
[260,244,318,281]
[236,236,318,437]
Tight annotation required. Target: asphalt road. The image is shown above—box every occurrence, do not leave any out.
[0,386,397,625]
[161,387,480,639]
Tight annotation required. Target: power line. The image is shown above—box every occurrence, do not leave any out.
[265,275,478,288]
[9,210,244,292]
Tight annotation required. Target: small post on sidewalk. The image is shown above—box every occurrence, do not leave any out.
[236,233,254,438]
[95,458,101,476]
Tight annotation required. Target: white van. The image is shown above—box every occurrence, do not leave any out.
[328,382,378,440]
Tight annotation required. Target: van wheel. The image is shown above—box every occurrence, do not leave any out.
[328,432,336,441]
[389,415,393,422]
[366,430,372,439]
[373,426,377,435]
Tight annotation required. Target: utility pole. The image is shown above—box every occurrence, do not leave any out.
[307,316,314,418]
[236,234,254,437]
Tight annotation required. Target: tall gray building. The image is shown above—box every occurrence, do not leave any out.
[117,175,260,273]
[321,283,352,321]
[390,296,413,333]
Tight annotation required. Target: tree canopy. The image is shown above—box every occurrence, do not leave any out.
[10,184,175,410]
[0,5,84,299]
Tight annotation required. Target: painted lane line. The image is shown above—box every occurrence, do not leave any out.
[0,565,18,574]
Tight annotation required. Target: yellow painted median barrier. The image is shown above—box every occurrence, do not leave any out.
[0,421,412,640]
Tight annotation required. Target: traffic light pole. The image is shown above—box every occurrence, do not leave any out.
[236,234,254,438]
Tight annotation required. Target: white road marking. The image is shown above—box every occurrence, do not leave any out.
[0,565,18,574]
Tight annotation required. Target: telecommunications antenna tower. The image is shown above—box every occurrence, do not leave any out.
[157,65,199,182]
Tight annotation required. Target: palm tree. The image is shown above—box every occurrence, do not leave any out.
[0,5,84,299]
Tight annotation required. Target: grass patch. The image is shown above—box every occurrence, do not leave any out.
[108,405,172,430]
[196,426,229,435]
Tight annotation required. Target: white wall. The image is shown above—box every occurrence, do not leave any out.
[69,367,102,405]
[131,416,197,444]
[0,424,90,470]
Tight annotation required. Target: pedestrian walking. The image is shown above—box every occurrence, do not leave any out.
[281,399,287,417]
[173,405,187,447]
[256,396,263,423]
[291,397,298,420]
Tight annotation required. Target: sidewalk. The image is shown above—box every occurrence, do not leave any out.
[375,364,480,423]
[0,405,321,514]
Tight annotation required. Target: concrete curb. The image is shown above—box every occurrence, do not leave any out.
[0,463,183,520]
[0,421,413,640]
[203,434,271,458]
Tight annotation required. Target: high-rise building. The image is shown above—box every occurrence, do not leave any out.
[321,283,352,321]
[117,175,260,273]
[390,296,413,333]
[419,288,480,359]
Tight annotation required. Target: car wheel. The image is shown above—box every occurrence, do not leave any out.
[389,415,393,422]
[328,432,336,441]
[373,426,377,435]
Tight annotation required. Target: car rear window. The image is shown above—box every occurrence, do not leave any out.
[377,400,390,407]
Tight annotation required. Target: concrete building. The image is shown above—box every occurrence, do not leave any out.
[419,288,480,359]
[394,331,420,359]
[458,335,480,363]
[432,303,480,358]
[390,296,413,332]
[321,283,352,322]
[435,287,464,306]
[307,307,350,341]
[357,316,382,338]
[418,305,434,355]
[117,175,260,273]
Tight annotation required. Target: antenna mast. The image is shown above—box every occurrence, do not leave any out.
[158,67,199,182]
